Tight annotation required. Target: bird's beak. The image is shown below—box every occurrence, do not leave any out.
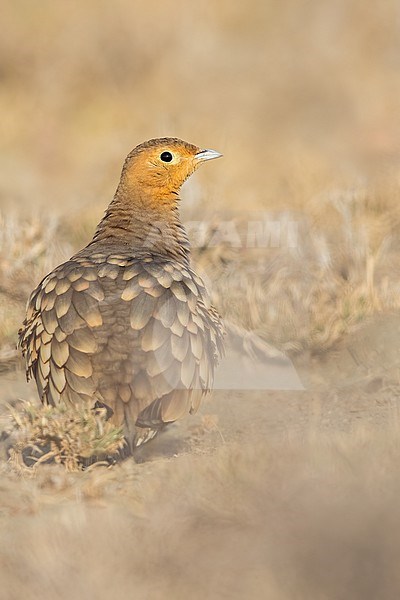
[195,149,223,162]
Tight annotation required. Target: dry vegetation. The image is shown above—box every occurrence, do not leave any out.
[8,401,125,470]
[1,0,400,597]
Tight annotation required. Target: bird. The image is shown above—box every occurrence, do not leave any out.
[18,138,225,453]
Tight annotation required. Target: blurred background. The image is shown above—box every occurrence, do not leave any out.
[1,2,400,598]
[1,0,400,356]
[2,0,400,211]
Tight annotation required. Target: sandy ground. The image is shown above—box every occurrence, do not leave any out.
[0,312,399,600]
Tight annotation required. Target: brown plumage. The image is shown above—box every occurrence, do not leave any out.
[19,138,224,451]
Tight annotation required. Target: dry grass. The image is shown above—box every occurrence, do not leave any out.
[0,213,72,364]
[7,401,125,471]
[197,184,400,353]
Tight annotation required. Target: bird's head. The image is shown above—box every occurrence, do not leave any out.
[119,137,222,198]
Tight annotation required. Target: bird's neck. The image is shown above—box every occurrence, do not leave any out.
[90,184,191,265]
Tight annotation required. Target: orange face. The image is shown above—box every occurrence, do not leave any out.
[121,137,222,196]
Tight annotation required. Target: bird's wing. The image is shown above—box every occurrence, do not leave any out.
[18,260,103,406]
[112,260,224,428]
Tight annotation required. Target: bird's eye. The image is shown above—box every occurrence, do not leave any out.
[160,151,173,163]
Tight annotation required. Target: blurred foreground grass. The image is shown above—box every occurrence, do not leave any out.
[2,429,400,599]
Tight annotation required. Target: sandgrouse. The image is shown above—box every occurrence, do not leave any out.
[19,138,224,451]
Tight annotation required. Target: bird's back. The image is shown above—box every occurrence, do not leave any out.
[19,243,224,449]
